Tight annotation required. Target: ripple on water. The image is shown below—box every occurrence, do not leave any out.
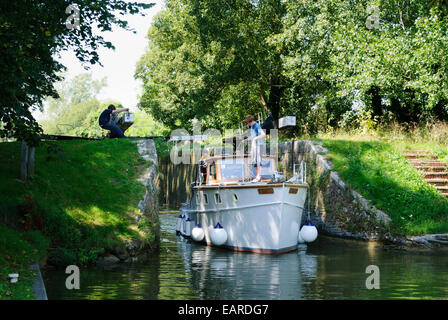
[42,213,448,300]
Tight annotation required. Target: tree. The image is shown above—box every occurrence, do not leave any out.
[136,0,448,135]
[328,0,448,125]
[276,0,448,128]
[40,72,169,138]
[0,0,154,146]
[46,73,107,121]
[269,0,357,133]
[136,0,288,131]
[41,98,110,138]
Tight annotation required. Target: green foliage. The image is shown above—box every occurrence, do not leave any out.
[135,0,287,131]
[41,98,112,138]
[153,137,171,158]
[40,72,115,137]
[0,139,156,267]
[41,100,170,138]
[124,110,171,137]
[40,72,169,138]
[319,137,448,235]
[0,0,154,145]
[0,226,49,299]
[137,0,448,136]
[274,0,448,131]
[46,73,107,121]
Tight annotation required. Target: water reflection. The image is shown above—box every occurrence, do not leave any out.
[43,213,448,300]
[177,237,318,299]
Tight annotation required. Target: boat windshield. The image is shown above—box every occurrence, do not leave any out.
[219,158,273,180]
[250,159,273,178]
[220,160,244,180]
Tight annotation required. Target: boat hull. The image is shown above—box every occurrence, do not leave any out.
[179,184,307,254]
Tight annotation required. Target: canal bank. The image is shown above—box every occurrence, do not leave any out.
[297,139,448,250]
[0,139,161,299]
[25,136,446,299]
[48,138,161,267]
[96,139,161,265]
[30,264,47,300]
[38,136,448,299]
[37,139,160,298]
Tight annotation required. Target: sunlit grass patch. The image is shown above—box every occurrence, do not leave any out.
[0,138,151,278]
[316,134,448,235]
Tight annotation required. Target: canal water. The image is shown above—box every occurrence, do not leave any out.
[43,212,448,300]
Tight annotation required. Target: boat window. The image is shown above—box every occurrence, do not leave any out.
[214,193,222,204]
[203,193,208,204]
[232,193,238,202]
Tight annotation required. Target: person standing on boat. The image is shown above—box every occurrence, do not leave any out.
[243,114,266,182]
[98,104,129,138]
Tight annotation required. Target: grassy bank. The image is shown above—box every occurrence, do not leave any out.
[315,129,448,236]
[0,227,48,299]
[0,139,155,299]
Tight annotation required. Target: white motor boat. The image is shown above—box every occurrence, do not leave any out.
[176,154,309,254]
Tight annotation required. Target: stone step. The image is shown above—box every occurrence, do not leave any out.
[404,151,431,155]
[437,189,448,199]
[405,151,448,196]
[402,149,430,153]
[425,178,448,186]
[423,172,448,179]
[405,154,437,160]
[414,165,447,172]
[408,160,447,167]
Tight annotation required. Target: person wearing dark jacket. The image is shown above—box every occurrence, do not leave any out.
[98,104,129,138]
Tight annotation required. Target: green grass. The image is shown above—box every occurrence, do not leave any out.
[315,135,448,235]
[0,227,49,300]
[0,139,153,299]
[153,137,171,158]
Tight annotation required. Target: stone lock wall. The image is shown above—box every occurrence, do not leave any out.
[280,140,448,249]
[135,139,160,225]
[98,139,160,265]
[278,140,392,241]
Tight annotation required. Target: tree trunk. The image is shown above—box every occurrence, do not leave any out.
[259,91,269,116]
[369,86,383,119]
[267,81,283,126]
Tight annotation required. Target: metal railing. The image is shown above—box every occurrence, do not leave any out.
[292,160,307,184]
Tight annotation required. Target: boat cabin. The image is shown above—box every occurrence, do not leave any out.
[199,155,277,185]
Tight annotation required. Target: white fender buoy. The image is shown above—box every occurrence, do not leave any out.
[210,222,228,246]
[176,214,183,235]
[191,224,205,242]
[185,218,192,237]
[300,221,318,243]
[8,273,19,283]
